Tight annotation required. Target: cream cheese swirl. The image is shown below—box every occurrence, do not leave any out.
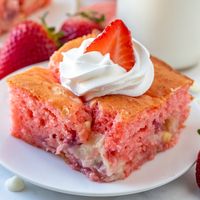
[59,38,154,100]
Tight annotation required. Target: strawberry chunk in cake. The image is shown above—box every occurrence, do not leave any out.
[7,20,193,182]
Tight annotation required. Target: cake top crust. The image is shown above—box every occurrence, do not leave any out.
[7,67,84,116]
[7,57,193,121]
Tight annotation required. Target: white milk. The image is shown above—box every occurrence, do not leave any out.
[117,0,200,69]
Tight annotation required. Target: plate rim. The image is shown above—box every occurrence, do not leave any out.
[0,156,196,197]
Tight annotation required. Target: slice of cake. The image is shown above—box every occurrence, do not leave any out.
[7,19,193,182]
[7,58,192,182]
[0,0,50,35]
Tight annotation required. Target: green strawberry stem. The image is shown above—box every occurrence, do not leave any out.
[40,12,64,47]
[66,11,105,25]
[76,11,105,24]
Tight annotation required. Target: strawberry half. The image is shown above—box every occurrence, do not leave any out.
[196,151,200,188]
[85,19,135,71]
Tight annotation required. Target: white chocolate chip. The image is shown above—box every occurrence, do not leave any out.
[62,106,69,115]
[84,121,91,130]
[5,176,25,192]
[51,86,65,95]
[162,131,172,143]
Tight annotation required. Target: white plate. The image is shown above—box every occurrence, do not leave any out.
[0,64,200,197]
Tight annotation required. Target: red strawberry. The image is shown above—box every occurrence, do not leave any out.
[60,11,104,44]
[85,19,135,71]
[0,19,62,79]
[196,151,200,188]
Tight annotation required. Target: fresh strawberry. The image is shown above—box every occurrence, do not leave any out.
[60,11,104,44]
[0,19,62,79]
[85,19,135,71]
[196,151,200,188]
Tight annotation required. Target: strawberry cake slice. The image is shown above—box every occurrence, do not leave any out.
[7,20,193,182]
[0,0,50,35]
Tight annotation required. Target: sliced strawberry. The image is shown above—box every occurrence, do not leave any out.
[85,19,135,71]
[196,151,200,188]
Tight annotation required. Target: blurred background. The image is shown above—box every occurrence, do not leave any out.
[1,0,200,73]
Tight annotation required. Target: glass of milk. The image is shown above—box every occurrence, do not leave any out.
[117,0,200,69]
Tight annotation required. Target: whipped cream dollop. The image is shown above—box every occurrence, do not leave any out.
[59,38,154,100]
